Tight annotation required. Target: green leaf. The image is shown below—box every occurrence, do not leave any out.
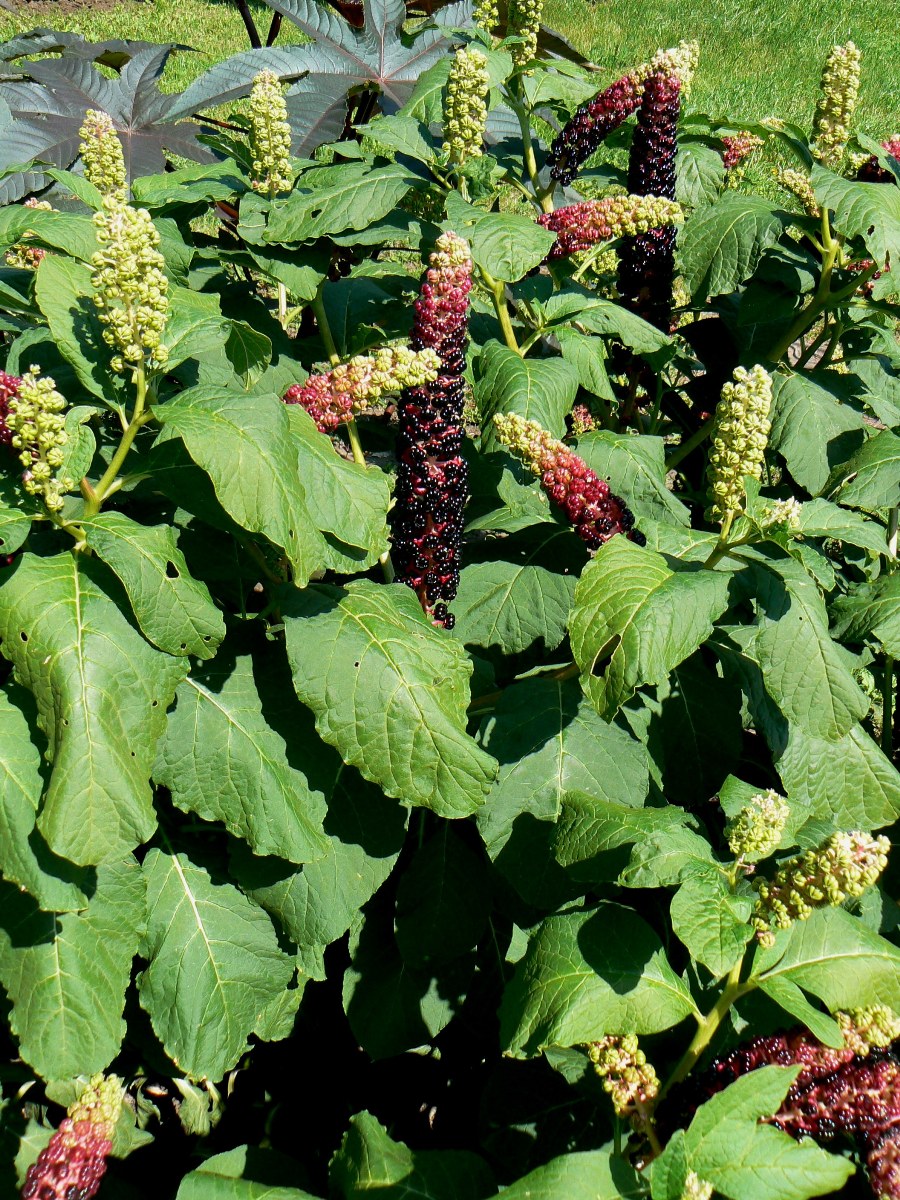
[33,254,115,402]
[548,293,672,354]
[132,160,246,209]
[795,497,890,556]
[451,525,581,655]
[677,194,788,301]
[225,321,272,386]
[265,164,415,242]
[555,327,614,398]
[754,906,900,1011]
[395,825,491,969]
[282,582,496,820]
[569,537,730,720]
[331,1111,495,1200]
[670,868,754,979]
[498,1151,643,1200]
[812,164,900,268]
[830,575,900,656]
[0,500,31,556]
[576,431,690,527]
[0,685,90,911]
[650,1067,853,1200]
[469,214,556,282]
[154,387,327,586]
[500,904,698,1056]
[551,790,693,880]
[751,561,868,741]
[139,847,294,1082]
[0,857,144,1079]
[177,1146,317,1199]
[57,404,99,485]
[757,976,844,1046]
[769,372,867,495]
[83,512,225,660]
[478,340,578,442]
[620,823,717,887]
[0,554,186,865]
[676,141,726,209]
[154,651,330,864]
[827,429,900,508]
[358,114,437,163]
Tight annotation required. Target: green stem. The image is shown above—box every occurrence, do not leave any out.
[509,90,552,214]
[345,418,367,468]
[277,282,288,327]
[658,959,751,1101]
[702,510,735,570]
[311,288,341,366]
[83,367,151,518]
[665,416,715,472]
[480,267,522,354]
[882,507,899,757]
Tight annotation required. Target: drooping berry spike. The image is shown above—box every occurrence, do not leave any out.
[617,72,681,331]
[725,788,789,862]
[588,1035,660,1123]
[283,347,440,433]
[857,135,900,182]
[22,1074,124,1200]
[5,366,73,512]
[492,412,645,550]
[390,233,473,629]
[538,194,682,260]
[721,131,764,171]
[0,370,19,448]
[868,1129,900,1200]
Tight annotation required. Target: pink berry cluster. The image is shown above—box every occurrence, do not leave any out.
[22,1074,124,1200]
[492,412,644,550]
[857,135,900,182]
[283,346,440,433]
[548,73,644,185]
[721,131,764,171]
[389,232,473,629]
[617,72,681,331]
[537,194,682,260]
[0,370,18,448]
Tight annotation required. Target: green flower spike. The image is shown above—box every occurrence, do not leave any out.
[705,364,773,524]
[249,69,293,196]
[775,168,820,217]
[811,41,861,168]
[472,0,499,34]
[79,109,127,198]
[726,789,789,862]
[443,46,490,165]
[508,0,543,68]
[588,1035,660,1122]
[837,1006,900,1055]
[753,830,890,947]
[91,198,170,374]
[6,365,73,512]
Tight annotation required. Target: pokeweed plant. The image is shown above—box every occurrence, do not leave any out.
[0,9,897,1200]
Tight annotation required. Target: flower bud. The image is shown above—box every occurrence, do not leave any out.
[681,1173,713,1200]
[775,167,820,217]
[284,346,440,432]
[726,788,789,861]
[21,1074,124,1200]
[705,364,773,524]
[539,193,682,260]
[5,366,73,512]
[443,47,490,165]
[508,0,543,67]
[811,42,861,169]
[91,198,169,373]
[472,0,499,34]
[837,1006,900,1056]
[588,1035,660,1122]
[752,830,890,947]
[79,110,127,198]
[249,70,293,195]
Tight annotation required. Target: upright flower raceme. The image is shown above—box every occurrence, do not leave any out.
[5,367,72,512]
[21,1073,124,1200]
[492,412,645,550]
[507,0,543,68]
[538,193,682,260]
[548,41,697,185]
[617,71,681,331]
[248,70,293,195]
[775,167,820,217]
[857,135,900,182]
[726,788,789,862]
[91,199,169,374]
[752,830,890,947]
[79,109,127,198]
[811,41,861,168]
[472,0,498,34]
[283,346,440,433]
[390,232,473,629]
[588,1035,660,1124]
[705,364,773,524]
[443,47,490,166]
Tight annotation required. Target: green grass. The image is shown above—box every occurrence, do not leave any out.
[0,0,895,136]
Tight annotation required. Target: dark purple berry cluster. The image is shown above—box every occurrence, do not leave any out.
[548,74,643,185]
[22,1118,113,1200]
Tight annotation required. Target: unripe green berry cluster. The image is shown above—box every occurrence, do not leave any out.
[508,0,543,67]
[837,1006,900,1056]
[443,47,490,165]
[588,1034,660,1120]
[91,198,170,373]
[811,41,861,168]
[753,830,890,947]
[706,364,773,523]
[79,109,127,198]
[6,366,72,512]
[249,70,293,195]
[776,168,820,217]
[726,788,789,862]
[472,0,498,34]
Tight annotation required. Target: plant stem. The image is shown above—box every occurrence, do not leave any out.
[882,506,899,756]
[702,511,735,569]
[658,959,751,1101]
[83,367,151,518]
[665,416,715,471]
[311,288,341,366]
[480,267,521,353]
[345,418,367,468]
[509,90,553,214]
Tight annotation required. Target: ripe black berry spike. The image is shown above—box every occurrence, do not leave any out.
[390,232,473,630]
[21,1073,124,1200]
[617,71,681,332]
[548,73,644,186]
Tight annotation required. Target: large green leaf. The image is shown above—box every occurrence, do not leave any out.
[0,554,185,865]
[499,1152,643,1200]
[154,387,326,586]
[33,254,116,403]
[0,685,89,912]
[265,163,416,243]
[827,429,900,508]
[139,848,294,1082]
[670,868,754,979]
[651,1068,853,1200]
[676,141,726,209]
[769,373,867,496]
[677,194,788,300]
[576,431,690,527]
[478,340,578,443]
[551,790,694,880]
[83,512,225,660]
[177,1147,317,1200]
[0,857,144,1080]
[500,904,698,1056]
[282,582,496,819]
[469,214,556,282]
[569,537,730,720]
[795,497,890,557]
[154,652,330,864]
[830,574,900,656]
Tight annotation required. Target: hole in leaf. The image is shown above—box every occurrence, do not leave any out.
[590,634,620,677]
[165,561,179,579]
[19,631,27,642]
